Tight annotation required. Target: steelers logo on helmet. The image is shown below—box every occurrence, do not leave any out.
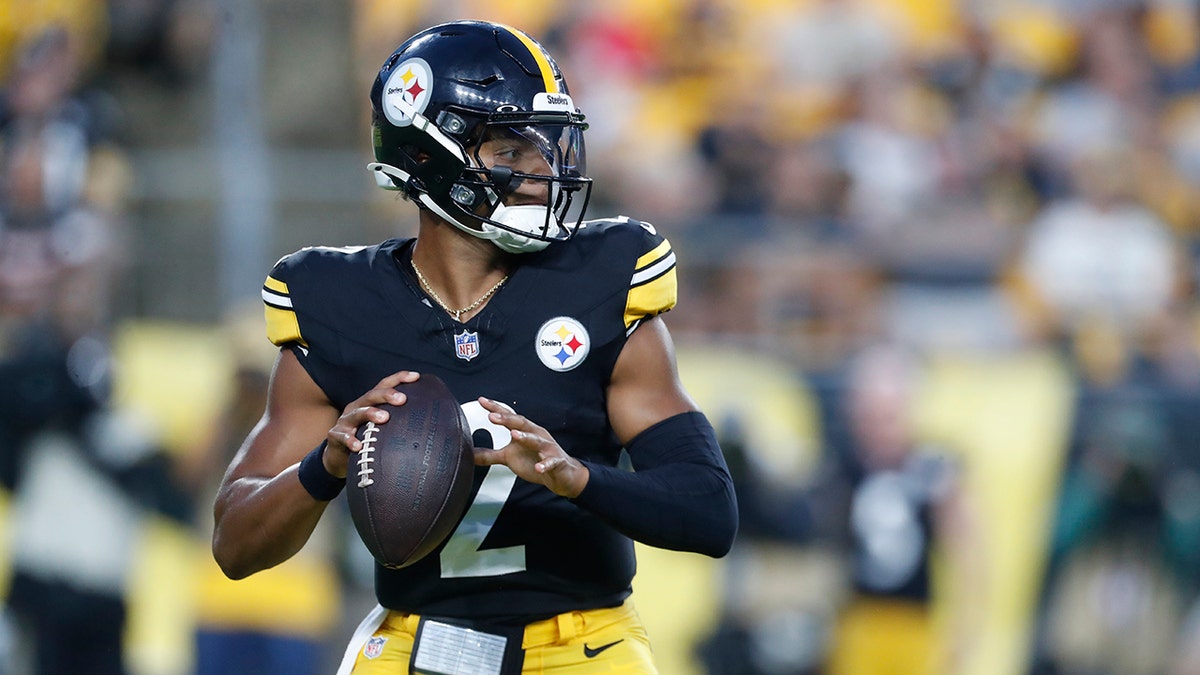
[535,316,590,372]
[382,57,433,127]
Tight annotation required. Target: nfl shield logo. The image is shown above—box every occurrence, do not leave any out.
[455,330,480,361]
[364,635,387,659]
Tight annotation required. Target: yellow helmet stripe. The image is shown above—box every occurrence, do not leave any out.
[496,23,558,93]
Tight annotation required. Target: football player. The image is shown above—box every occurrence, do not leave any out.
[211,20,738,675]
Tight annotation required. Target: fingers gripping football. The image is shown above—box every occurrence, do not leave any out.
[323,371,420,478]
[474,397,589,498]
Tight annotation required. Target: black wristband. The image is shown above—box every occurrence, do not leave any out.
[297,442,345,501]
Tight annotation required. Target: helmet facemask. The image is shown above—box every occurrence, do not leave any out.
[454,115,591,253]
[370,112,592,253]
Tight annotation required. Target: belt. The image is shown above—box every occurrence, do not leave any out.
[391,605,607,650]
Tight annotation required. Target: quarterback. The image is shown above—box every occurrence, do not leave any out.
[212,20,738,674]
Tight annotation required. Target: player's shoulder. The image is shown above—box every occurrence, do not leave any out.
[560,215,675,276]
[268,240,396,282]
[265,239,408,299]
[572,215,668,252]
[552,215,678,328]
[261,239,407,347]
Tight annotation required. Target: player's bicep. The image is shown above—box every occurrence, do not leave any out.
[606,316,699,445]
[222,348,337,483]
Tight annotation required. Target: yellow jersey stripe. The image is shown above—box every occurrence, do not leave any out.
[264,275,289,294]
[624,268,677,329]
[262,275,305,346]
[632,251,676,288]
[625,237,677,327]
[264,304,305,347]
[634,240,672,274]
[497,23,558,93]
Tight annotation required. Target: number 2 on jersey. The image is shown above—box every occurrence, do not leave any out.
[438,400,525,578]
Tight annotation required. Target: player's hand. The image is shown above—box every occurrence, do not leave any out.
[323,371,420,478]
[474,397,590,498]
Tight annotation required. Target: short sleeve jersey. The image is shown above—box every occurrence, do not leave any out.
[260,217,677,623]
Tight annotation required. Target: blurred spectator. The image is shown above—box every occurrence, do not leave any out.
[694,97,777,227]
[0,23,128,469]
[670,238,884,372]
[0,321,191,674]
[104,0,216,85]
[820,344,985,675]
[1008,142,1185,378]
[835,67,945,237]
[679,346,838,675]
[0,25,190,675]
[1029,7,1160,194]
[696,343,988,675]
[760,0,903,93]
[0,1,108,86]
[0,26,130,338]
[1029,392,1200,675]
[766,135,853,243]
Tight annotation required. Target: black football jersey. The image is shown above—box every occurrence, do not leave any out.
[260,216,678,622]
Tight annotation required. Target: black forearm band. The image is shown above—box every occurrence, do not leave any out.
[297,442,345,501]
[572,411,738,558]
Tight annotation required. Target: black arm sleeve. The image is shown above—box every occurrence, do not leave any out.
[572,411,738,558]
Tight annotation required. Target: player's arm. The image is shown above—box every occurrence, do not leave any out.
[211,348,413,578]
[582,315,738,556]
[477,316,738,557]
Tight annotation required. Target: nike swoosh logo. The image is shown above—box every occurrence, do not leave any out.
[583,639,624,658]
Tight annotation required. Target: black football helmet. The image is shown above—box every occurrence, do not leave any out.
[368,21,592,253]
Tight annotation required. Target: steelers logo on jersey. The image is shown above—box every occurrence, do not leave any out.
[535,316,589,372]
[382,57,433,127]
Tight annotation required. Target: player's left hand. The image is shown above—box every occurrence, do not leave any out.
[473,397,590,498]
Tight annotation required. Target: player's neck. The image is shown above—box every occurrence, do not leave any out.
[412,223,511,315]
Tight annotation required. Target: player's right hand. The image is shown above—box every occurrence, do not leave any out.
[323,370,420,477]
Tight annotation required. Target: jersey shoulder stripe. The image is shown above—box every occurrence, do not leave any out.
[623,229,677,330]
[260,244,378,348]
[632,239,676,287]
[573,215,679,330]
[262,275,305,346]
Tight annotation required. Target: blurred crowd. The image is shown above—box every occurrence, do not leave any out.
[4,1,1200,674]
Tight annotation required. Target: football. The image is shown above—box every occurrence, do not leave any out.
[346,374,475,569]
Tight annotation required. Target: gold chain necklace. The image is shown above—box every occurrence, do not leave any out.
[411,259,508,322]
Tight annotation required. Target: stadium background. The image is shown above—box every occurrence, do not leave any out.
[3,0,1200,674]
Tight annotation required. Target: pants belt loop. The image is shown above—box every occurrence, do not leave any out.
[555,612,576,643]
[403,613,421,635]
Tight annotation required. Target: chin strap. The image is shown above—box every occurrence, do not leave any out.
[367,162,556,254]
[488,204,557,253]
